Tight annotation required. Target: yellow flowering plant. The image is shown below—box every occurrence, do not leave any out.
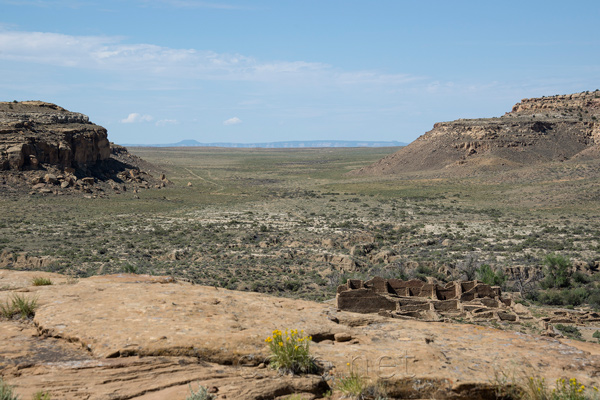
[550,378,594,400]
[264,329,317,374]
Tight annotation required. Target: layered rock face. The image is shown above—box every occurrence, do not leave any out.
[0,101,110,171]
[354,90,600,175]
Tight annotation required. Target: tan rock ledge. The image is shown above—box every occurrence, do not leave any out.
[1,269,599,399]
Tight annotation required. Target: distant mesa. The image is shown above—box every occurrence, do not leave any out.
[124,139,407,148]
[0,101,167,196]
[353,90,600,175]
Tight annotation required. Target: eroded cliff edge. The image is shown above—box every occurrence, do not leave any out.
[0,101,167,196]
[353,90,600,175]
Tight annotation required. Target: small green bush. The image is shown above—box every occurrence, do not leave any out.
[592,330,600,343]
[335,364,388,399]
[0,378,19,400]
[265,329,317,374]
[477,264,506,286]
[336,367,368,398]
[541,253,572,289]
[493,372,598,400]
[552,377,591,400]
[0,294,38,319]
[555,324,582,340]
[32,392,51,400]
[31,277,53,286]
[185,384,215,400]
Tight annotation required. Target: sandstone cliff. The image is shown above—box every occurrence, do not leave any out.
[353,90,600,175]
[0,101,168,196]
[0,101,110,171]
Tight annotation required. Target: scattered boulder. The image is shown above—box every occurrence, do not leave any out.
[43,173,58,184]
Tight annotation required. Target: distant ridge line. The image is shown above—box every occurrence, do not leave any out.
[122,139,407,148]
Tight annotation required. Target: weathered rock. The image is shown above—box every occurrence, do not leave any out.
[43,173,58,184]
[353,90,600,175]
[333,332,353,342]
[0,101,110,171]
[0,251,56,270]
[0,270,599,399]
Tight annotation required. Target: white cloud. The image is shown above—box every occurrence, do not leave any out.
[155,119,178,126]
[223,117,242,125]
[121,113,154,123]
[0,30,422,87]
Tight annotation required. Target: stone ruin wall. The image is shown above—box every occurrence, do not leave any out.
[336,276,518,323]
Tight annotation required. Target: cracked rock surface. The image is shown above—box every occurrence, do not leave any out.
[1,269,600,399]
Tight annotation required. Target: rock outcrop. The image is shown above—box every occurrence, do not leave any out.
[1,270,600,399]
[353,90,600,175]
[0,101,110,171]
[0,101,169,196]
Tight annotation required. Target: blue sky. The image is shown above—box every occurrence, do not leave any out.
[0,0,598,145]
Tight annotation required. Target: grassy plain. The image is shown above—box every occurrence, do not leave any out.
[1,146,600,303]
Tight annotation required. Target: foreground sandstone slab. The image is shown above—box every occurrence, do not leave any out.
[1,270,599,399]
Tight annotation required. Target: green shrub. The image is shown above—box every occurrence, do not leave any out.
[493,372,598,400]
[185,384,215,400]
[121,263,138,274]
[541,253,571,289]
[572,272,590,285]
[552,378,591,400]
[31,277,53,286]
[0,294,38,319]
[335,364,388,399]
[563,287,587,307]
[336,366,368,398]
[593,330,600,343]
[0,378,19,400]
[555,324,582,340]
[265,329,317,374]
[476,264,506,286]
[534,287,592,308]
[32,392,51,400]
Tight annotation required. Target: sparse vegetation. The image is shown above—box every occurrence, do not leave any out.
[0,378,19,400]
[541,254,572,289]
[31,277,53,286]
[335,363,388,400]
[1,147,600,307]
[555,324,583,341]
[477,264,506,287]
[0,294,38,319]
[185,383,215,400]
[493,370,599,400]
